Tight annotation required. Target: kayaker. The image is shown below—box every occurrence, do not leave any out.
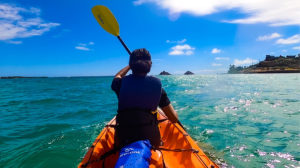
[111,48,179,148]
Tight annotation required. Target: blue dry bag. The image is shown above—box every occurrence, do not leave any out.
[115,140,152,168]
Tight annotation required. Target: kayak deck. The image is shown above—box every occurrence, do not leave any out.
[78,110,219,168]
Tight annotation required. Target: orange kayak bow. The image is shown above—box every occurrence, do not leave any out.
[78,109,219,168]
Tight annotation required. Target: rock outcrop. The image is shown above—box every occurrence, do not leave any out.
[184,71,194,75]
[159,71,171,75]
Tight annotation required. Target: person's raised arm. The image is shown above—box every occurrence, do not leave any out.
[159,88,179,123]
[115,65,130,79]
[161,104,178,123]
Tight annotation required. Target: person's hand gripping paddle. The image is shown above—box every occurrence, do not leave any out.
[92,5,131,55]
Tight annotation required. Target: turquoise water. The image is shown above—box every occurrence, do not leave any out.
[1,74,299,167]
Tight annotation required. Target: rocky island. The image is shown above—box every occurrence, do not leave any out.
[228,54,300,74]
[0,76,48,79]
[159,71,171,75]
[184,71,194,75]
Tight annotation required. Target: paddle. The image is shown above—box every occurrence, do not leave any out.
[92,5,131,55]
[91,5,186,131]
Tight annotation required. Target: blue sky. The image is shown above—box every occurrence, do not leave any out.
[1,0,300,76]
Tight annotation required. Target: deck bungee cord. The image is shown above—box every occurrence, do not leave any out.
[79,110,216,168]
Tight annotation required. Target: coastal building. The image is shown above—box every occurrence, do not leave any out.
[265,55,276,61]
[287,55,296,58]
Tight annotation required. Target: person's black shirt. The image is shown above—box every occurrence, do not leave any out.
[111,77,170,108]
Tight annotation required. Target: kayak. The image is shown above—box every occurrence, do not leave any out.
[78,109,219,168]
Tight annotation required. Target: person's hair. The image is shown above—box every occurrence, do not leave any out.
[129,48,152,75]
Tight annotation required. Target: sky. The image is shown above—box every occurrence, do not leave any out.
[1,0,300,76]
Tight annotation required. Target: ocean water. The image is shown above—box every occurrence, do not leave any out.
[0,74,299,168]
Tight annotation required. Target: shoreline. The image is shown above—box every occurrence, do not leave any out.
[2,73,300,79]
[228,54,300,74]
[229,70,300,74]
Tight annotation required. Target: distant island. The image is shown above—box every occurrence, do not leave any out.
[184,71,194,75]
[0,76,48,79]
[228,54,300,74]
[159,71,171,75]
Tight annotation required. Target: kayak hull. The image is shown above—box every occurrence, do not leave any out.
[78,110,219,168]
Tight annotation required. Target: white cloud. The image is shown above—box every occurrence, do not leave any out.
[169,44,195,55]
[276,34,300,45]
[212,63,222,66]
[75,42,95,51]
[215,57,229,60]
[166,38,187,44]
[211,48,221,54]
[293,46,300,50]
[75,46,90,51]
[133,0,151,5]
[257,33,281,41]
[234,58,258,66]
[78,43,87,47]
[0,3,60,43]
[6,40,22,44]
[133,0,300,26]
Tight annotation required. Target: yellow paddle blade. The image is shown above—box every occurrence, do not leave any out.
[92,5,120,36]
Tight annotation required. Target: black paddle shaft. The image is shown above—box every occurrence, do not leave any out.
[117,36,132,55]
[178,121,186,131]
